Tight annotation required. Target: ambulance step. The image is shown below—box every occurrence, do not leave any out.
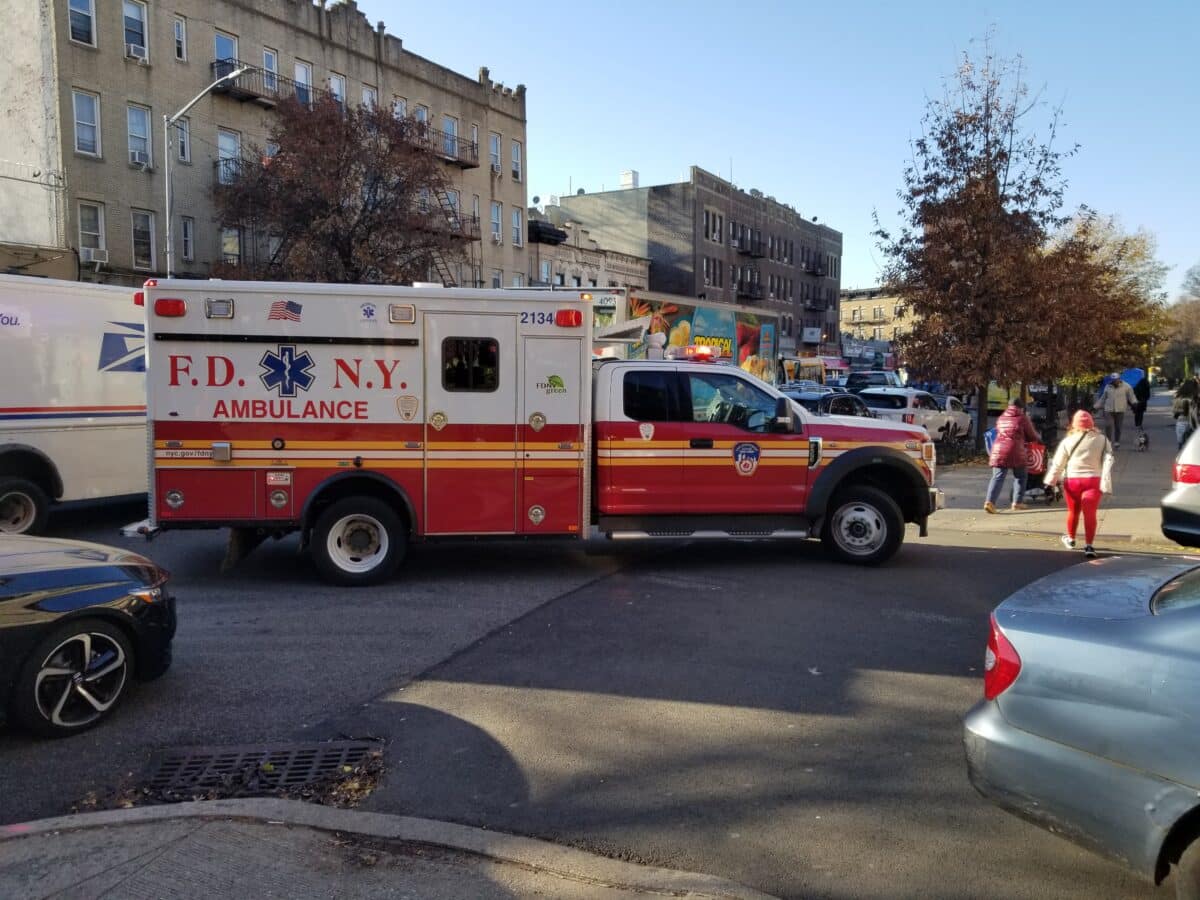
[608,529,809,541]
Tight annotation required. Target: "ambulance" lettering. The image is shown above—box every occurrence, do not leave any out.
[211,399,368,420]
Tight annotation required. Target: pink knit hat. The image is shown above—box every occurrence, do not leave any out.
[1072,410,1095,431]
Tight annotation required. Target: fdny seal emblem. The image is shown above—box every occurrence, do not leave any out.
[732,442,761,477]
[638,423,655,441]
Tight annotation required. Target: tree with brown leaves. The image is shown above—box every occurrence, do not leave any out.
[213,96,471,284]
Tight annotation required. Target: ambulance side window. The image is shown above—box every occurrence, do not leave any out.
[623,371,673,421]
[442,337,499,392]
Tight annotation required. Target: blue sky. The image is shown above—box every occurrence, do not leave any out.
[363,0,1198,299]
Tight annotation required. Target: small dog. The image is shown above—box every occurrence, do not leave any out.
[1136,429,1149,452]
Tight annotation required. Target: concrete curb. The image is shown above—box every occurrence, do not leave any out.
[0,798,777,900]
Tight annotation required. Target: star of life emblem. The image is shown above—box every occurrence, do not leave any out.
[259,344,315,398]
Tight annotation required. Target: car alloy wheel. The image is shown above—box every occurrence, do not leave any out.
[34,630,129,730]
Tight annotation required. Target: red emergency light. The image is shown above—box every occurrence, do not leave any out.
[555,308,583,328]
[684,345,721,362]
[154,298,187,317]
[134,278,157,307]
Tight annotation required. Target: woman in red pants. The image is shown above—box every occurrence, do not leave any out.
[1043,411,1114,558]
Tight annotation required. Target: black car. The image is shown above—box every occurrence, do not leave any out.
[784,390,875,418]
[0,536,175,737]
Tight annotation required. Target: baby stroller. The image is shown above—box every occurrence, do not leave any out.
[983,428,1059,504]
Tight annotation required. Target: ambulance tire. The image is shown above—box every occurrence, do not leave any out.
[0,477,50,535]
[820,484,903,565]
[311,496,406,586]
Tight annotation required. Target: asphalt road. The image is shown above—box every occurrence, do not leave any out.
[0,504,1177,899]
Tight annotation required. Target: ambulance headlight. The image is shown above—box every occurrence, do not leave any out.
[164,489,185,509]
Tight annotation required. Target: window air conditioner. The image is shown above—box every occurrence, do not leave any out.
[129,150,150,166]
[126,43,148,61]
[491,232,502,244]
[490,162,502,175]
[81,248,108,264]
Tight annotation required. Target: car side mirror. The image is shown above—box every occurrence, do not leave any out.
[773,396,794,433]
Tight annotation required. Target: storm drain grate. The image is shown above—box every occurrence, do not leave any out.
[147,741,377,793]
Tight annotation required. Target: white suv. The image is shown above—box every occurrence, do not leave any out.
[858,388,952,440]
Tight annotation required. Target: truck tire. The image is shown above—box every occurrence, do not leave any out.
[820,484,904,565]
[311,496,406,586]
[0,477,50,535]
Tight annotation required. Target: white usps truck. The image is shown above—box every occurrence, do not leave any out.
[0,275,147,533]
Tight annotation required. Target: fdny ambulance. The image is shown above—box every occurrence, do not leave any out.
[135,280,942,585]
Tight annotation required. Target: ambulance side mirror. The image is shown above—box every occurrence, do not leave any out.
[772,396,794,433]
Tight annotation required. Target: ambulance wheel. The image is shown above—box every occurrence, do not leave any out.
[821,485,903,565]
[0,477,50,535]
[311,496,405,586]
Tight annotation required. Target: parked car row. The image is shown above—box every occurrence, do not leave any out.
[858,388,973,442]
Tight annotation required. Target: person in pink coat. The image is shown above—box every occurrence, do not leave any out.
[984,398,1040,513]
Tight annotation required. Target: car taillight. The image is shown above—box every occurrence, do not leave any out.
[1174,463,1200,485]
[984,613,1021,700]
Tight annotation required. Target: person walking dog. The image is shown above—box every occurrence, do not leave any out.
[984,398,1039,514]
[1097,373,1136,448]
[1132,374,1151,430]
[1044,411,1114,559]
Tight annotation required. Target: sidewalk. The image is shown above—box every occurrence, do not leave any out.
[0,798,775,900]
[929,393,1185,550]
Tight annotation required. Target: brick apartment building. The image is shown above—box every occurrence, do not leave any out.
[555,167,843,356]
[0,0,529,286]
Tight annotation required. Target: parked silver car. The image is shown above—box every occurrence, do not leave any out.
[964,556,1200,898]
[1163,429,1200,548]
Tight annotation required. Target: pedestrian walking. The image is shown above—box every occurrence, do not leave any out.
[1044,410,1114,559]
[1097,373,1136,448]
[1174,379,1199,450]
[1132,374,1151,429]
[984,398,1039,514]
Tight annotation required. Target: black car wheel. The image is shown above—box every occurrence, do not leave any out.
[821,485,904,565]
[12,618,134,737]
[0,477,50,535]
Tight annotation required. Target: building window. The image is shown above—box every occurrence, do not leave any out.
[554,272,565,286]
[488,132,501,170]
[572,276,582,287]
[490,202,502,241]
[172,16,186,60]
[703,256,711,286]
[512,273,524,287]
[69,0,95,45]
[472,194,480,227]
[511,140,522,181]
[470,124,479,153]
[362,85,377,109]
[180,216,195,261]
[221,227,241,264]
[78,202,104,251]
[214,29,238,65]
[392,96,407,119]
[873,306,884,320]
[414,105,428,130]
[539,260,551,284]
[511,208,522,246]
[491,269,502,289]
[123,1,147,55]
[874,327,884,341]
[894,304,904,317]
[176,118,191,162]
[72,90,100,156]
[131,210,154,270]
[262,48,278,91]
[127,104,150,164]
[329,73,346,109]
[442,114,458,157]
[217,129,240,184]
[294,61,312,105]
[589,278,598,287]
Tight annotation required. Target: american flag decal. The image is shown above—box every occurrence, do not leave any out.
[267,300,303,322]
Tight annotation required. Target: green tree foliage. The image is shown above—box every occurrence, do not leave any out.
[212,96,468,284]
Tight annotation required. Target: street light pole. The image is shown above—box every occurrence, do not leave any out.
[163,66,249,278]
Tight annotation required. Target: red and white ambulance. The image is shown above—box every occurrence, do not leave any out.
[134,280,942,584]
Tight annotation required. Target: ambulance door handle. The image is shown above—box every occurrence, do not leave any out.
[689,438,713,449]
